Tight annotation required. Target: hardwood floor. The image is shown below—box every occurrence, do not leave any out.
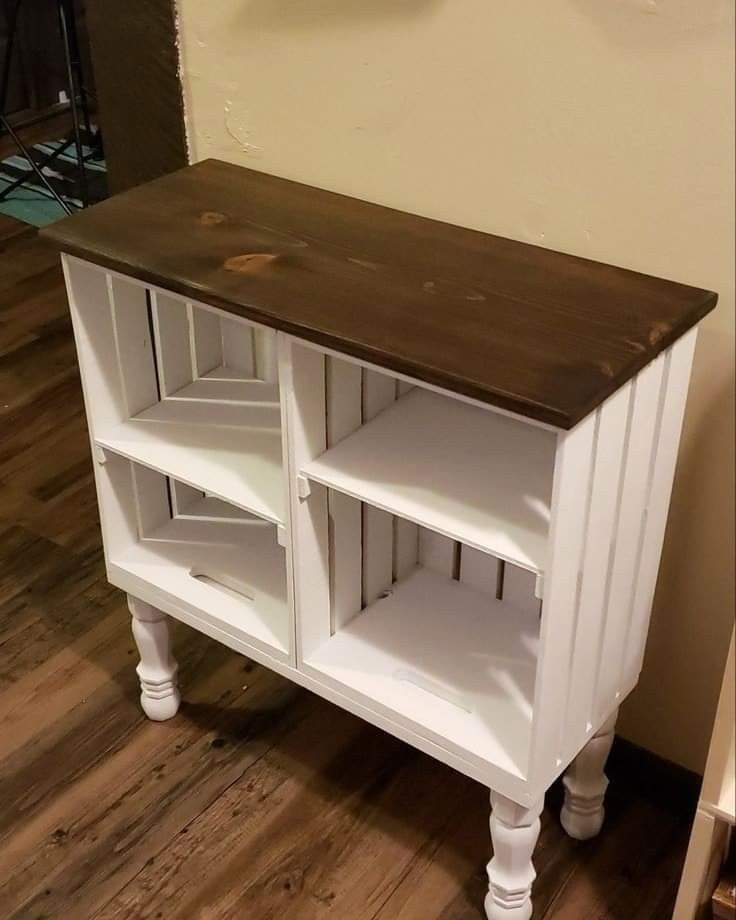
[0,231,697,919]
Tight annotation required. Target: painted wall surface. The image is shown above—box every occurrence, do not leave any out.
[176,0,735,773]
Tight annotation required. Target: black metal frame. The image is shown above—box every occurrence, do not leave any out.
[0,0,97,213]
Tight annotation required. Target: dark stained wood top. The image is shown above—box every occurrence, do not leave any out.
[39,159,717,428]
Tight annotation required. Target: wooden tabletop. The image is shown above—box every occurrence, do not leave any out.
[40,159,717,428]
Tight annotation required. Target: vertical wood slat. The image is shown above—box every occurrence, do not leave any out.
[326,357,363,631]
[255,327,278,383]
[221,316,255,377]
[190,304,222,377]
[419,528,456,578]
[592,356,666,723]
[150,291,193,397]
[528,411,597,786]
[108,276,158,418]
[393,517,419,581]
[459,545,500,595]
[622,330,698,690]
[562,383,633,754]
[131,463,170,537]
[280,338,330,662]
[62,259,128,432]
[362,369,396,605]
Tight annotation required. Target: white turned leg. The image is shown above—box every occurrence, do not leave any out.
[128,596,180,721]
[560,710,617,840]
[485,791,544,920]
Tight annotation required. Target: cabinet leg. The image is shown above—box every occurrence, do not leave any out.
[485,791,544,920]
[560,710,617,840]
[128,596,181,721]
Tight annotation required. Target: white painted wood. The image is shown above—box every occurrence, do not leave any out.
[460,546,501,597]
[150,291,193,397]
[502,565,541,617]
[486,792,544,920]
[326,357,362,630]
[169,480,205,516]
[128,596,181,721]
[114,496,290,656]
[622,330,698,689]
[362,507,393,605]
[190,304,223,377]
[179,494,266,523]
[562,384,632,755]
[108,276,158,417]
[592,356,666,723]
[130,462,170,536]
[169,377,279,404]
[280,337,331,661]
[254,326,278,383]
[303,388,556,573]
[560,710,617,840]
[418,527,456,578]
[221,316,255,376]
[528,411,597,790]
[305,567,539,778]
[95,400,285,524]
[62,258,127,432]
[361,368,396,606]
[393,516,419,581]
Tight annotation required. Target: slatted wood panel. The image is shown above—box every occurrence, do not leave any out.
[622,330,698,691]
[592,356,666,724]
[563,383,633,747]
[325,357,362,632]
[529,412,597,788]
[361,369,396,606]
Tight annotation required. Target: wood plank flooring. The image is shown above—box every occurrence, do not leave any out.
[0,231,698,919]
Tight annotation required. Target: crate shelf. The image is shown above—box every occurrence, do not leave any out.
[109,489,290,658]
[305,566,539,777]
[96,386,285,525]
[303,386,556,574]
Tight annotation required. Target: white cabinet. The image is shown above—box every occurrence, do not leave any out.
[46,159,716,920]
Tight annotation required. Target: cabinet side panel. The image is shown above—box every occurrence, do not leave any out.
[592,355,666,725]
[562,383,633,757]
[529,412,596,791]
[281,337,330,660]
[621,329,698,692]
[326,357,362,630]
[362,368,396,605]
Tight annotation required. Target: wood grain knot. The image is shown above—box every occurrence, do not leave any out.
[200,211,227,226]
[223,253,279,275]
[648,321,671,346]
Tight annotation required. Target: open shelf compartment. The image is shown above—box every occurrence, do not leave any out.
[284,340,547,780]
[66,259,285,524]
[303,516,541,780]
[100,453,291,661]
[302,374,556,573]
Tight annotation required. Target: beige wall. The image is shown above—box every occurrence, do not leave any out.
[177,0,735,773]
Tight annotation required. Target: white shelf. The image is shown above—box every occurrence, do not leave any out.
[302,388,555,574]
[97,383,285,525]
[110,500,289,656]
[305,567,539,777]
